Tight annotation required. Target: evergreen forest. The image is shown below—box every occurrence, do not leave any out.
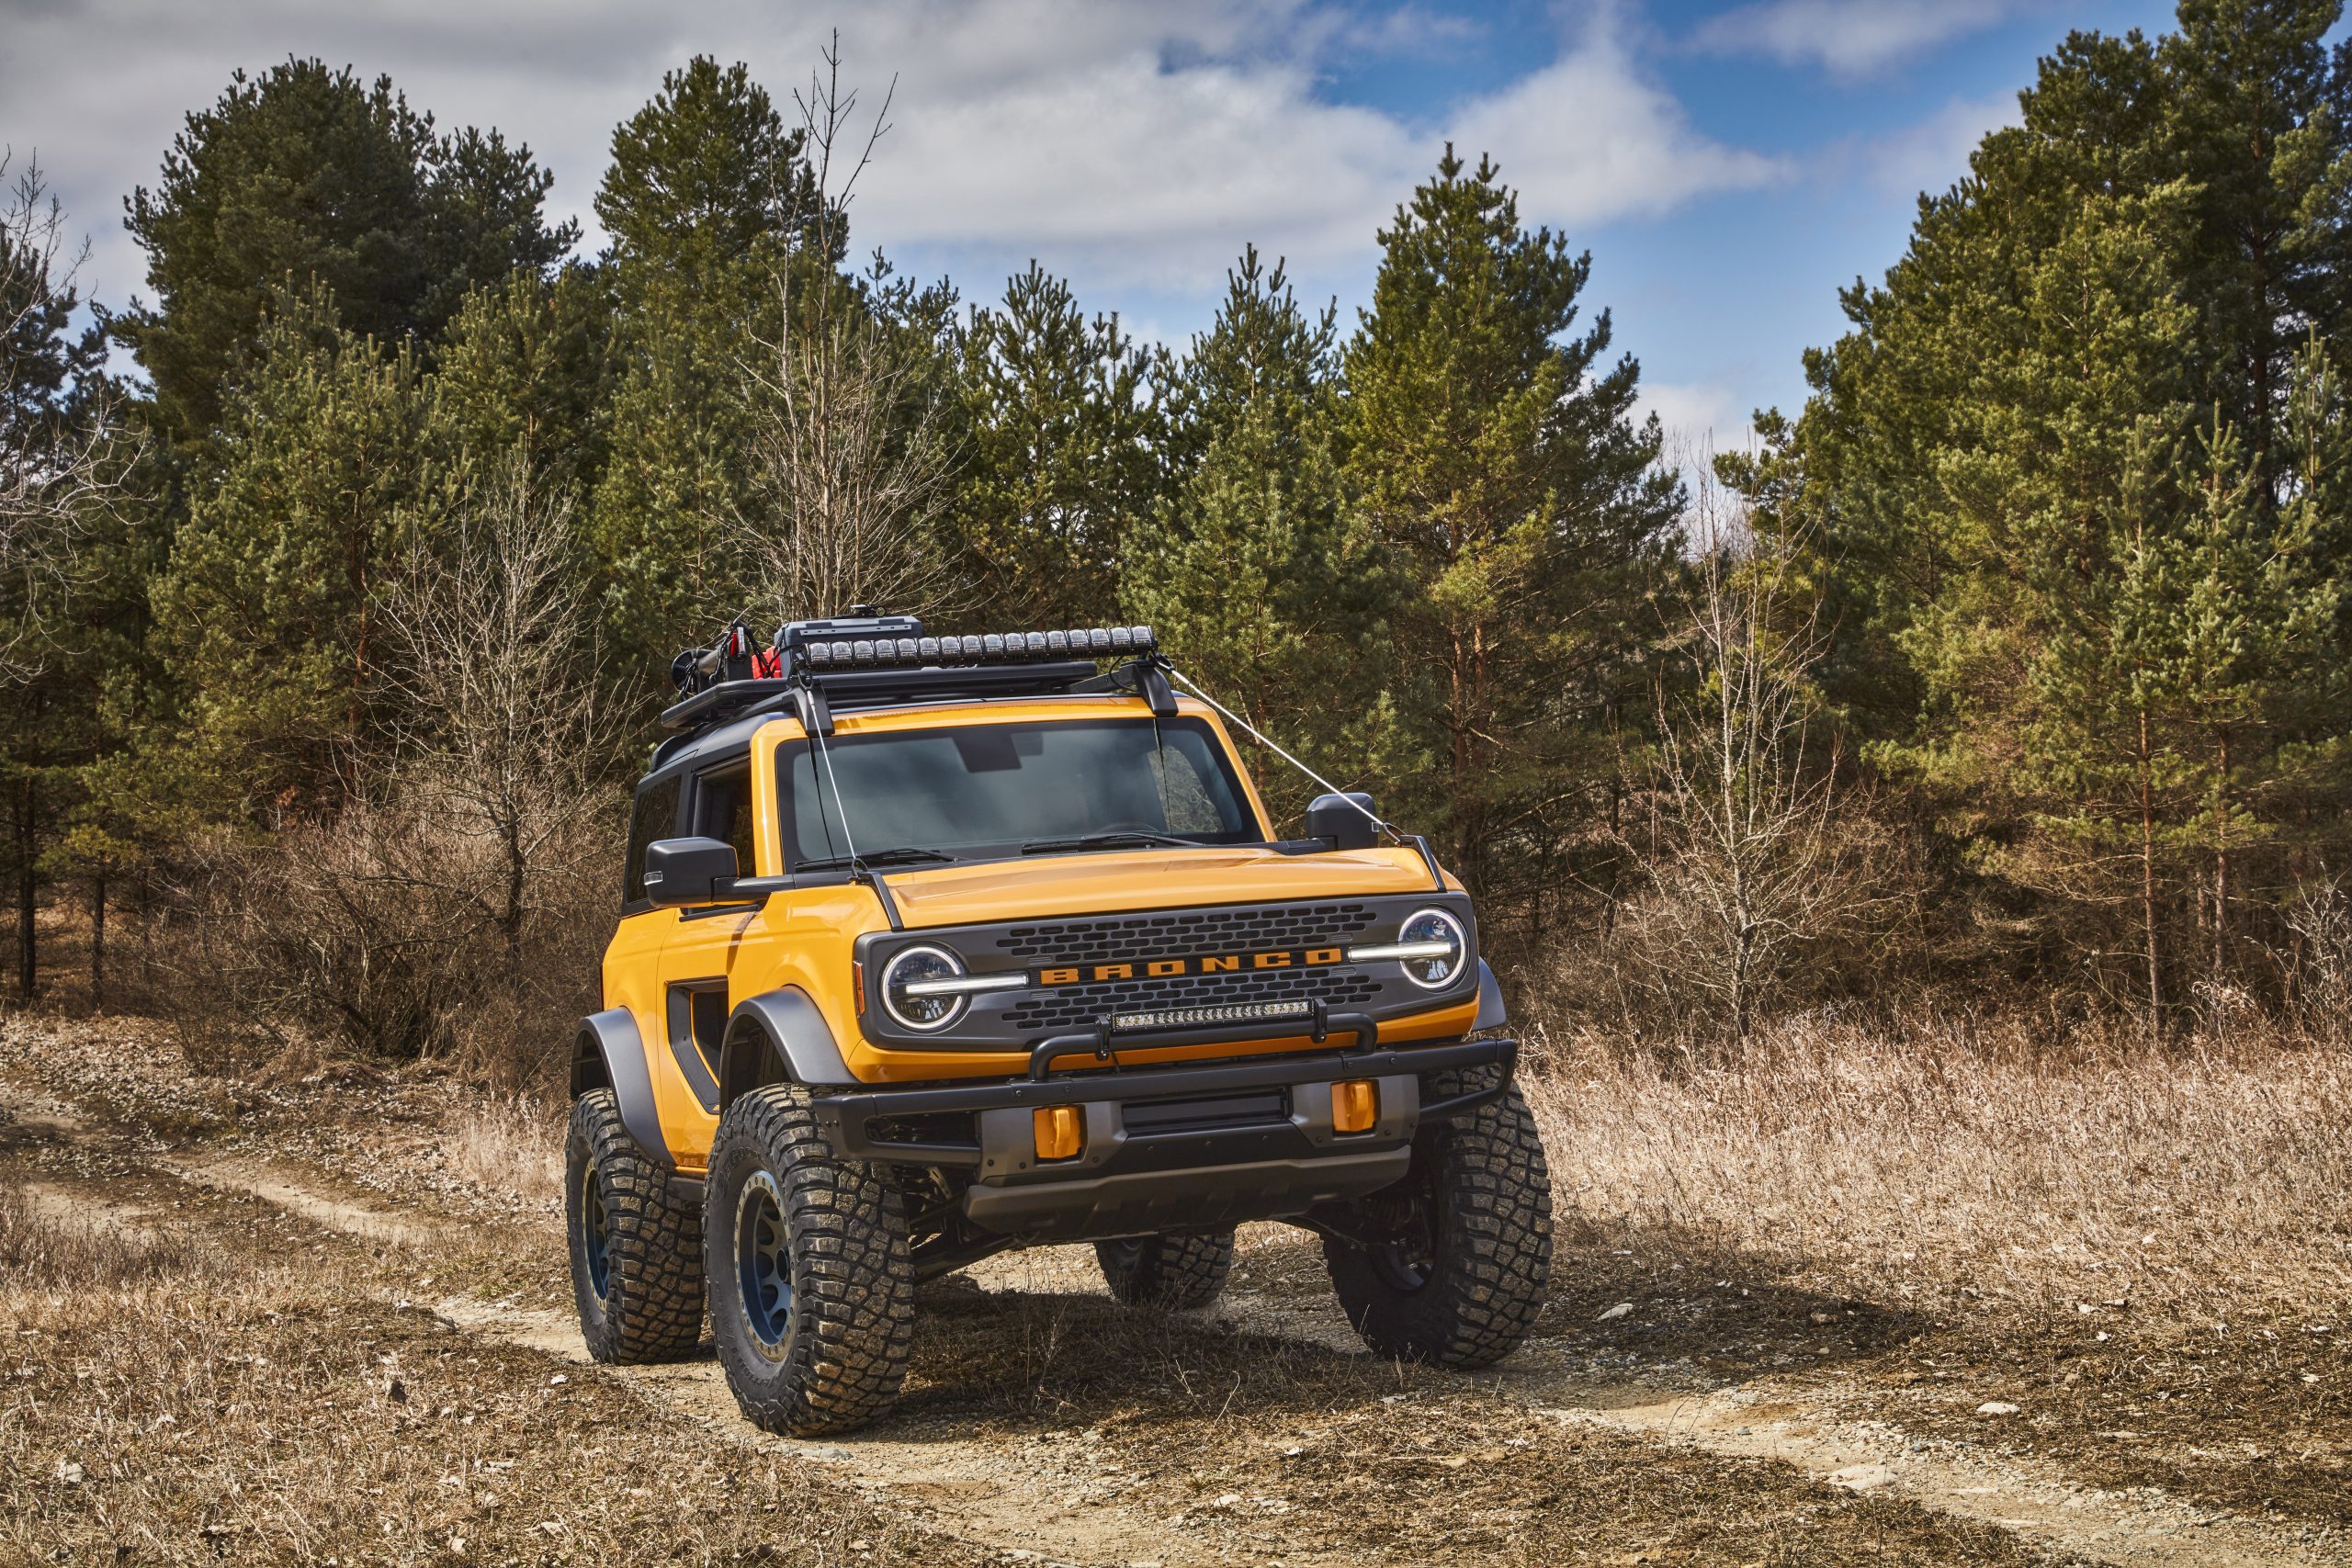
[8,3,2352,1062]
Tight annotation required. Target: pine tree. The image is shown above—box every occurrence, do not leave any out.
[0,160,134,999]
[1746,1,2352,1006]
[1123,249,1361,821]
[1341,148,1680,908]
[588,58,819,675]
[951,263,1162,627]
[119,58,572,451]
[149,289,441,816]
[429,267,612,500]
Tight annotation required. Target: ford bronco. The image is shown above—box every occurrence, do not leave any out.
[566,612,1553,1436]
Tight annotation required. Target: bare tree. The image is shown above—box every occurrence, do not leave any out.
[0,152,133,682]
[381,455,619,980]
[723,39,961,628]
[1622,459,1900,1042]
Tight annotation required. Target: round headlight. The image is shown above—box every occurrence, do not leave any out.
[881,944,967,1031]
[1396,908,1468,989]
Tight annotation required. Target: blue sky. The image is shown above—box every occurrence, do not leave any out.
[2,0,2209,448]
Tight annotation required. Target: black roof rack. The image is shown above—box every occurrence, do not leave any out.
[657,613,1173,737]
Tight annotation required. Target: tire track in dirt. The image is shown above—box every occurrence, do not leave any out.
[430,1292,1283,1568]
[8,1084,2340,1568]
[1223,1277,2348,1568]
[0,1095,1294,1568]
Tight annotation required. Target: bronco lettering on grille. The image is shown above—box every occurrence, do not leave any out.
[1034,947,1345,987]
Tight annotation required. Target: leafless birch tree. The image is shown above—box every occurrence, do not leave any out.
[1622,461,1900,1042]
[382,455,618,979]
[724,39,960,628]
[1,152,133,682]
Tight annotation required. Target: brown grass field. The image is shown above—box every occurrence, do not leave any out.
[2,1005,2347,1566]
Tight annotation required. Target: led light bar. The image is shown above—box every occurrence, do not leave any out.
[798,626,1156,673]
[1111,999,1313,1033]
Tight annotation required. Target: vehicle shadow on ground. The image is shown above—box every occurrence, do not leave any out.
[1530,1218,1937,1386]
[888,1222,1936,1439]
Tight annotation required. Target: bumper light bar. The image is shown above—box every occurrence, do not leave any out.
[800,626,1156,672]
[1112,999,1313,1033]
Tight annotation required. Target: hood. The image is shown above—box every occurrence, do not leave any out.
[881,843,1449,929]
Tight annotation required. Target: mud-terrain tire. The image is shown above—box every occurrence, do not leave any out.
[704,1085,916,1436]
[1095,1230,1235,1310]
[566,1089,705,1364]
[1321,1071,1552,1368]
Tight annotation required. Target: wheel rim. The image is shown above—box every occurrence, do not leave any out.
[734,1169,793,1358]
[579,1158,613,1305]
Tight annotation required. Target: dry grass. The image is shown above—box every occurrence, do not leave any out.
[0,1185,199,1289]
[1524,1015,2352,1322]
[442,1093,564,1206]
[0,1173,952,1567]
[1519,1015,2352,1524]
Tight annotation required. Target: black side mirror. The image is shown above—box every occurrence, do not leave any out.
[1305,792,1378,852]
[643,837,741,907]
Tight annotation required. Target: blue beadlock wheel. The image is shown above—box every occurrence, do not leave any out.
[733,1168,794,1358]
[704,1085,915,1436]
[564,1089,705,1365]
[578,1156,614,1303]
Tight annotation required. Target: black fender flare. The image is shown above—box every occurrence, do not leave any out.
[717,987,857,1109]
[570,1008,673,1168]
[1473,959,1507,1032]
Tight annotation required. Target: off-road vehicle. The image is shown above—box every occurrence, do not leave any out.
[566,611,1553,1436]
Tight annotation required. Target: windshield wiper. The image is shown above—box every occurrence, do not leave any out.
[796,846,956,873]
[1021,829,1197,855]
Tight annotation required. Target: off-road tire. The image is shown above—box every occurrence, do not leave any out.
[566,1089,705,1364]
[1095,1230,1235,1310]
[1321,1070,1552,1368]
[704,1085,916,1436]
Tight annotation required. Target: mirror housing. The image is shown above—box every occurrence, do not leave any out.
[1304,792,1378,852]
[642,837,741,907]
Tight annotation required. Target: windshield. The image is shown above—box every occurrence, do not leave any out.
[777,716,1261,866]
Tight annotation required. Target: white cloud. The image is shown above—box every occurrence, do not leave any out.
[1639,380,1757,451]
[0,0,1781,319]
[1691,0,2033,77]
[1864,90,2024,198]
[1451,10,1791,231]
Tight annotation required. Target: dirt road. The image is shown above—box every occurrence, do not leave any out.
[3,1017,2344,1566]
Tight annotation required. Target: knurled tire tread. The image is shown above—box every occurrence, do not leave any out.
[704,1085,915,1437]
[1095,1230,1236,1310]
[566,1089,705,1364]
[1323,1070,1553,1369]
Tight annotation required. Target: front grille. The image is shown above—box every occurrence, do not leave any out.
[993,902,1380,967]
[1001,966,1380,1032]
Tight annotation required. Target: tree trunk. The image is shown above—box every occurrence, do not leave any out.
[2211,729,2231,983]
[2139,708,2161,1033]
[15,777,35,1005]
[503,817,526,982]
[90,875,105,1014]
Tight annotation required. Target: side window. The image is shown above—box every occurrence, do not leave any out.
[623,776,683,908]
[692,761,756,875]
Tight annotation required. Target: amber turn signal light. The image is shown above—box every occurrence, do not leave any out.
[1033,1105,1084,1161]
[1332,1079,1379,1135]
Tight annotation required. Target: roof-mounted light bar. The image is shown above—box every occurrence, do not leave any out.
[797,626,1157,673]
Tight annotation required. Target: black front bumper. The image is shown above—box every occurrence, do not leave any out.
[808,1033,1516,1242]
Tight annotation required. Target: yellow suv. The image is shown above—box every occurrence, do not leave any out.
[565,613,1553,1435]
